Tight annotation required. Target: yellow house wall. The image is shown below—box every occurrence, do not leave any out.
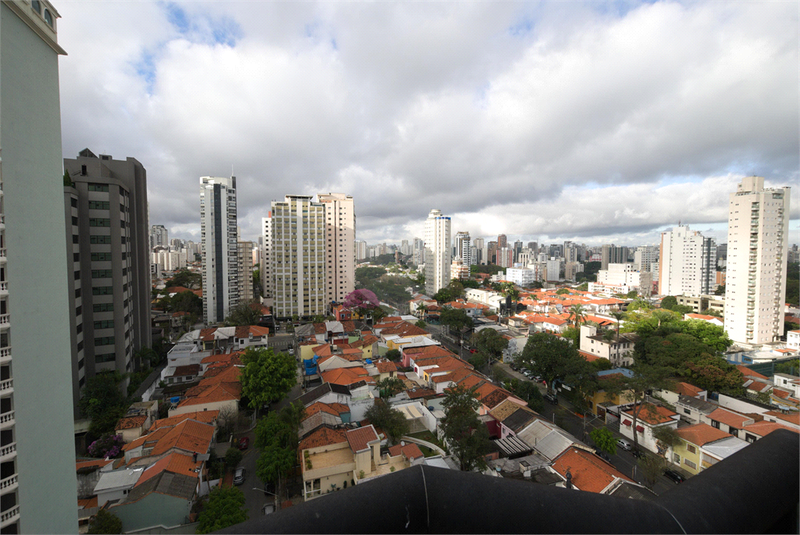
[672,440,701,475]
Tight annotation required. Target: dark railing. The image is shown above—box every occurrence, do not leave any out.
[220,429,798,534]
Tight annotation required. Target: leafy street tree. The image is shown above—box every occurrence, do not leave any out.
[255,403,305,502]
[568,304,588,329]
[517,333,585,393]
[88,509,123,534]
[343,289,381,318]
[439,385,490,472]
[433,287,457,304]
[652,426,681,457]
[512,380,544,412]
[385,349,401,362]
[364,399,410,444]
[196,486,248,533]
[79,372,128,438]
[660,296,678,310]
[499,282,520,315]
[224,447,243,469]
[376,377,406,399]
[590,428,617,456]
[166,268,202,290]
[449,279,466,299]
[240,347,296,416]
[470,328,508,364]
[439,308,474,340]
[638,454,666,489]
[415,320,427,328]
[467,352,487,371]
[224,302,263,326]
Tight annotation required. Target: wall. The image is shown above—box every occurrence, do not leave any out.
[716,394,770,416]
[112,493,191,532]
[170,398,237,418]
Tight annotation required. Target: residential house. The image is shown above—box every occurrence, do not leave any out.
[683,313,724,327]
[299,402,351,438]
[773,373,800,398]
[701,407,755,440]
[551,447,639,494]
[585,369,635,419]
[164,364,201,386]
[115,401,159,444]
[762,410,800,430]
[739,420,799,443]
[93,468,144,507]
[671,423,749,475]
[620,404,679,453]
[674,395,718,425]
[580,325,636,367]
[655,382,708,404]
[169,364,241,418]
[373,360,399,381]
[123,419,215,468]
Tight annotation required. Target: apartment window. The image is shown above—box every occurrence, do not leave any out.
[87,183,109,192]
[684,459,697,470]
[94,320,114,329]
[72,235,79,244]
[89,218,111,227]
[74,270,80,280]
[78,358,84,370]
[75,306,82,316]
[91,253,112,262]
[687,444,696,454]
[77,340,84,351]
[43,8,53,26]
[76,324,82,334]
[75,288,81,298]
[90,235,112,244]
[95,353,115,363]
[92,286,113,295]
[91,270,113,278]
[93,303,114,313]
[70,197,77,208]
[94,337,115,346]
[88,201,110,210]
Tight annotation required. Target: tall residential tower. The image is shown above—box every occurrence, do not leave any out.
[658,226,715,297]
[724,177,790,345]
[200,176,239,324]
[317,193,355,305]
[424,209,451,296]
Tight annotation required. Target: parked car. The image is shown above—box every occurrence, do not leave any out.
[616,438,632,451]
[663,469,685,484]
[631,448,645,459]
[594,449,611,462]
[234,467,246,486]
[544,392,559,405]
[288,348,294,355]
[238,436,249,450]
[510,363,519,371]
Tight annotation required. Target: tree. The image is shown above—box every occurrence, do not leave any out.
[517,333,584,393]
[166,268,202,290]
[555,288,570,295]
[376,377,405,399]
[364,399,409,445]
[196,486,248,533]
[79,372,128,438]
[499,282,520,315]
[470,329,508,364]
[385,349,401,362]
[415,320,427,328]
[224,302,262,326]
[590,428,617,456]
[512,381,544,412]
[568,304,588,329]
[433,287,456,304]
[224,447,243,469]
[343,289,381,317]
[449,279,465,299]
[440,386,490,471]
[680,319,732,353]
[254,403,304,502]
[88,509,122,534]
[439,308,474,340]
[652,426,681,457]
[638,454,666,489]
[660,296,678,310]
[239,347,296,415]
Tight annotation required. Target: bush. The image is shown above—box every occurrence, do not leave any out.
[88,434,124,459]
[88,509,122,534]
[225,447,243,468]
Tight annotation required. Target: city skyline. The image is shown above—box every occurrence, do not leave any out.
[55,2,798,246]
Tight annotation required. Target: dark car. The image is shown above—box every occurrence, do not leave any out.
[631,449,645,459]
[544,392,558,405]
[663,469,685,484]
[510,364,519,371]
[594,449,611,462]
[238,436,249,450]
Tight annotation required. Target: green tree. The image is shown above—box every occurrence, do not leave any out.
[166,268,202,290]
[415,320,427,328]
[254,403,304,502]
[512,381,544,412]
[224,447,243,469]
[470,328,508,364]
[638,454,666,489]
[499,282,520,316]
[385,349,401,362]
[224,302,262,326]
[433,287,456,304]
[568,304,588,329]
[680,319,733,353]
[364,399,409,445]
[590,428,617,456]
[196,486,248,533]
[555,288,570,295]
[440,308,474,340]
[376,377,405,399]
[449,279,465,299]
[240,347,296,415]
[79,372,128,438]
[576,282,589,291]
[440,385,490,471]
[517,333,584,393]
[88,509,122,534]
[652,426,681,456]
[660,296,678,310]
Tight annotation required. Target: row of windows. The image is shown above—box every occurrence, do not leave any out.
[95,353,115,363]
[88,183,109,192]
[94,320,114,329]
[93,286,113,295]
[88,201,110,210]
[91,270,113,278]
[91,253,112,262]
[89,218,111,227]
[90,235,112,244]
[93,303,114,313]
[94,337,115,346]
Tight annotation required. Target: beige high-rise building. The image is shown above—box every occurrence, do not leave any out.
[318,193,355,305]
[424,209,451,296]
[237,240,255,303]
[658,226,715,297]
[724,176,790,345]
[270,195,326,318]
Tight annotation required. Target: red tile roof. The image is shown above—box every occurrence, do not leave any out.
[76,459,113,471]
[674,382,705,398]
[302,402,349,421]
[150,410,219,431]
[578,351,604,363]
[765,411,800,426]
[299,427,348,452]
[552,447,632,493]
[234,325,270,339]
[150,419,215,456]
[376,360,398,373]
[346,425,380,452]
[675,423,731,446]
[707,407,753,429]
[407,388,437,400]
[116,415,148,431]
[320,367,371,386]
[623,404,677,426]
[388,442,424,461]
[736,365,769,381]
[743,421,799,437]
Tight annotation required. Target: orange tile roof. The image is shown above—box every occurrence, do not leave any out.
[674,382,705,397]
[234,325,270,339]
[433,367,478,385]
[376,361,398,373]
[200,352,244,365]
[407,388,437,400]
[623,404,677,426]
[765,411,800,426]
[675,423,732,446]
[303,402,349,420]
[388,442,424,460]
[578,351,604,363]
[480,388,511,410]
[78,496,99,509]
[707,407,752,429]
[320,367,371,386]
[150,419,215,456]
[116,414,147,431]
[457,374,487,391]
[299,426,347,452]
[135,452,202,487]
[346,425,380,452]
[552,447,632,493]
[76,459,113,471]
[150,410,219,431]
[735,365,769,381]
[743,420,799,437]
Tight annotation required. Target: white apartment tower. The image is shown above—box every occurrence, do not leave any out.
[658,226,715,297]
[237,240,255,303]
[724,177,790,345]
[0,0,78,531]
[200,176,239,324]
[317,193,355,305]
[454,231,471,266]
[424,210,451,296]
[261,217,273,299]
[150,224,168,250]
[270,195,326,318]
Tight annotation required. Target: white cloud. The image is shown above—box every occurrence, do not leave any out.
[55,1,799,247]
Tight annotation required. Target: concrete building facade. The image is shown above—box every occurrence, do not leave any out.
[0,0,79,530]
[454,231,471,266]
[237,240,255,303]
[659,225,715,297]
[424,209,451,296]
[200,176,239,324]
[318,193,355,306]
[64,150,152,411]
[150,224,168,250]
[724,176,790,345]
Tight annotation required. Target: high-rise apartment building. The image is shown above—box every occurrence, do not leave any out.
[601,244,629,270]
[454,231,471,266]
[658,226,714,297]
[0,1,78,530]
[150,224,168,250]
[497,247,514,268]
[261,217,273,299]
[317,193,355,305]
[724,177,790,345]
[497,234,508,250]
[270,195,326,318]
[487,241,498,265]
[473,237,485,265]
[64,149,152,409]
[424,210,451,296]
[237,240,255,302]
[200,176,239,324]
[411,238,425,266]
[634,245,659,273]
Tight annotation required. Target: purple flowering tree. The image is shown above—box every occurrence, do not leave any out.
[88,434,124,459]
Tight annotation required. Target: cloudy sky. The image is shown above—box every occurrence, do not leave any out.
[56,0,799,248]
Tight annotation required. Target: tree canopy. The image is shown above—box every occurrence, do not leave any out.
[196,486,248,533]
[254,402,304,500]
[364,399,410,444]
[79,372,128,438]
[470,328,508,360]
[440,308,474,337]
[590,428,617,456]
[166,268,202,290]
[240,347,297,412]
[439,385,490,471]
[88,509,122,534]
[517,333,591,393]
[224,302,263,326]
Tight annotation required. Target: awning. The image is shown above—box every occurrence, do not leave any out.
[622,419,632,426]
[635,425,645,433]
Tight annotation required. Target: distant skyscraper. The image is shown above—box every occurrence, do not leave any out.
[200,176,239,324]
[150,224,168,249]
[2,0,78,530]
[318,193,355,305]
[658,226,715,297]
[724,177,790,345]
[488,241,498,265]
[356,240,368,261]
[601,244,629,270]
[424,210,451,296]
[497,234,507,250]
[473,237,485,264]
[454,231,471,266]
[64,149,152,409]
[412,238,425,265]
[260,216,273,299]
[237,240,255,302]
[270,195,326,318]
